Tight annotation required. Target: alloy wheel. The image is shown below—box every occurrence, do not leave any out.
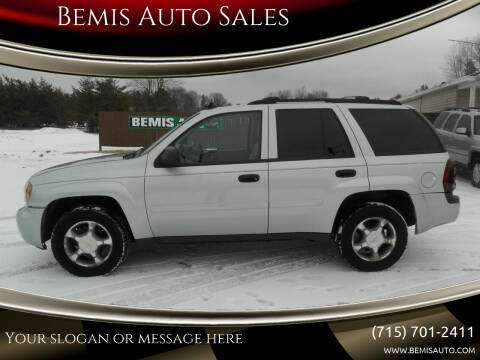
[63,221,113,267]
[351,217,397,262]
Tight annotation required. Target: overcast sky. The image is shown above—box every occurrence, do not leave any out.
[1,5,480,103]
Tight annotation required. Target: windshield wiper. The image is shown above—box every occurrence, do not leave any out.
[135,147,145,157]
[123,147,145,159]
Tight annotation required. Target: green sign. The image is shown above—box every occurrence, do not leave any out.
[129,116,186,129]
[129,115,223,131]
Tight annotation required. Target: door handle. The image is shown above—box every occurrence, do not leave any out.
[335,169,356,178]
[238,174,260,183]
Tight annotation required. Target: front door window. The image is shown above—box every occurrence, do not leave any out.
[171,111,262,165]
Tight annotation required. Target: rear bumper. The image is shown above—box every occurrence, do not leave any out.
[411,193,460,234]
[16,206,46,249]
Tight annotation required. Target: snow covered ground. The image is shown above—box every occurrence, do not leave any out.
[1,128,480,310]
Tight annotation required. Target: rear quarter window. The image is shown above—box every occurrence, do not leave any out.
[433,112,449,128]
[456,115,472,134]
[443,114,460,132]
[350,108,445,156]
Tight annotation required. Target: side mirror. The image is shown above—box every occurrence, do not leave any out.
[155,146,179,167]
[455,127,469,135]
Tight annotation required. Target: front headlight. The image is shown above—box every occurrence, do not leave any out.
[25,181,33,205]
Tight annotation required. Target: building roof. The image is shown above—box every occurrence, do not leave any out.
[399,73,480,103]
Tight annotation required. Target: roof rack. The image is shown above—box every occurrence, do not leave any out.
[248,96,401,105]
[445,107,480,112]
[445,107,469,112]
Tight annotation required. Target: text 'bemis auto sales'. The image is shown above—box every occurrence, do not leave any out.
[58,6,290,27]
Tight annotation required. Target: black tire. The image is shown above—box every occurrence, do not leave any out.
[340,203,408,271]
[471,159,480,188]
[51,206,128,276]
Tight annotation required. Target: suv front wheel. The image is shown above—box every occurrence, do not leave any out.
[340,204,408,271]
[51,207,128,276]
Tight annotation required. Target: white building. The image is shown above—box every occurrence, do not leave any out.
[399,73,480,121]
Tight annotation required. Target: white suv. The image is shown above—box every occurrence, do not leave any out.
[433,108,480,187]
[17,97,460,276]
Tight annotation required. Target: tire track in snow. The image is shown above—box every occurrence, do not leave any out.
[0,216,15,221]
[0,218,25,248]
[121,239,314,270]
[62,240,330,301]
[117,251,337,308]
[0,261,58,278]
[0,242,29,249]
[68,244,327,300]
[366,272,480,301]
[78,245,337,307]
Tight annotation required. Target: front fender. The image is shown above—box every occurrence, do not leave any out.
[32,179,153,240]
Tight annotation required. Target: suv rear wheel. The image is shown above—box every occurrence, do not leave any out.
[51,207,128,276]
[471,159,480,188]
[340,204,408,271]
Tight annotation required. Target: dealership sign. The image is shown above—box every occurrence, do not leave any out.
[129,116,186,129]
[0,0,460,77]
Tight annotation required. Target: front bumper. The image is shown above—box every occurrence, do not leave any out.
[16,206,46,249]
[411,192,460,234]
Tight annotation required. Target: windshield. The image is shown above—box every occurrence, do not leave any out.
[142,112,201,154]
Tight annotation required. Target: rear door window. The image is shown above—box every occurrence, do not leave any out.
[455,115,472,134]
[349,108,444,156]
[433,112,449,128]
[276,108,353,160]
[443,114,460,132]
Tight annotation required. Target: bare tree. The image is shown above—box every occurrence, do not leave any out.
[267,87,328,99]
[210,92,229,107]
[415,84,429,93]
[297,87,328,99]
[200,92,230,109]
[444,38,480,79]
[169,87,201,112]
[128,78,179,96]
[268,89,292,99]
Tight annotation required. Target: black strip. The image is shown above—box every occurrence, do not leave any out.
[137,232,331,244]
[210,323,353,360]
[0,0,447,57]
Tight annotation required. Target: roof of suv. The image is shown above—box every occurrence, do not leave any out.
[248,96,401,106]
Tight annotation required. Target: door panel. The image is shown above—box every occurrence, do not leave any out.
[450,134,470,165]
[145,108,269,237]
[436,129,448,147]
[450,115,472,166]
[145,163,268,236]
[440,113,460,160]
[269,159,369,234]
[268,104,369,234]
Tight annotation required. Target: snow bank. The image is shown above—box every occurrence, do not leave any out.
[0,128,101,217]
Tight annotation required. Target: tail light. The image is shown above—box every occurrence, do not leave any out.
[443,159,456,193]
